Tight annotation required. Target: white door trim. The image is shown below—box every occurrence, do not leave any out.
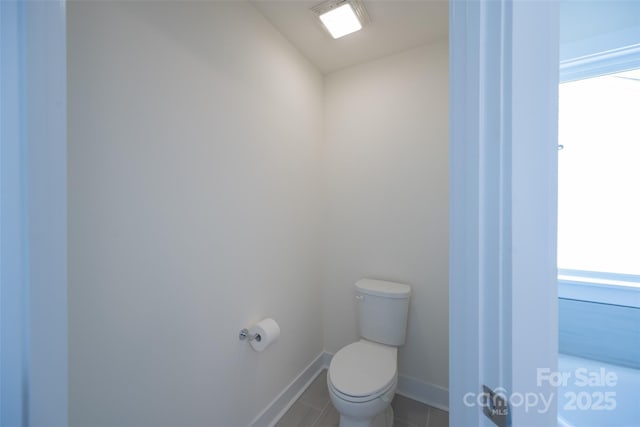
[1,2,29,424]
[0,2,68,425]
[23,1,68,425]
[450,1,559,425]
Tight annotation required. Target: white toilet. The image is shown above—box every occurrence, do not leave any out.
[327,278,411,427]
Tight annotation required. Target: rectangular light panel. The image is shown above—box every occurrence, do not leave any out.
[318,3,363,39]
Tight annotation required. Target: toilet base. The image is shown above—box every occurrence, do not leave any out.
[338,405,393,427]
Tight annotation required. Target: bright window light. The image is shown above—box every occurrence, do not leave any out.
[318,3,362,39]
[558,68,640,275]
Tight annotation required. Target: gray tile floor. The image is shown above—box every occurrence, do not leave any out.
[275,370,449,427]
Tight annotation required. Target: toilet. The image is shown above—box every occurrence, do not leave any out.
[327,278,411,427]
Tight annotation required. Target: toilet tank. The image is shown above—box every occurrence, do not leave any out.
[355,279,411,346]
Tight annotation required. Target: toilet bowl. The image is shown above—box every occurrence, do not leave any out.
[327,279,411,427]
[327,340,398,427]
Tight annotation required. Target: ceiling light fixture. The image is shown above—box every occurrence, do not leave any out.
[312,0,369,40]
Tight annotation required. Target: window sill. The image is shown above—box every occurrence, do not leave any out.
[558,270,640,308]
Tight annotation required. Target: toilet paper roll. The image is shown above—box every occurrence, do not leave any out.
[249,318,280,352]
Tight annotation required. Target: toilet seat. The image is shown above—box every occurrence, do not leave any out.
[328,340,397,401]
[328,374,397,404]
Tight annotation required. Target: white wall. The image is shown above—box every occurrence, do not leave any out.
[68,2,450,423]
[323,42,449,390]
[67,2,323,426]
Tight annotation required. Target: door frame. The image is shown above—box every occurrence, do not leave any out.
[0,1,68,425]
[449,1,559,425]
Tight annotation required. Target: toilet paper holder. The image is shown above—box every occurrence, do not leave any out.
[239,328,262,342]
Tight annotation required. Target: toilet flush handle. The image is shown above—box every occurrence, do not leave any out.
[355,294,365,301]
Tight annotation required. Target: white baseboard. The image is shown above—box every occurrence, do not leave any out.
[396,374,449,412]
[253,351,449,427]
[249,352,326,427]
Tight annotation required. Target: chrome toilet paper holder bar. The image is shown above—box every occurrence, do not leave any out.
[239,328,262,342]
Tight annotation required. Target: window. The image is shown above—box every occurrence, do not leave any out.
[558,63,640,307]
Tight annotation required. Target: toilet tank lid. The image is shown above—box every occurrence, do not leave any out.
[355,279,411,299]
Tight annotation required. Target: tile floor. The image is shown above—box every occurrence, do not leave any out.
[275,370,449,427]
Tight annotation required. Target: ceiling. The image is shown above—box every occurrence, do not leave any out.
[250,0,449,74]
